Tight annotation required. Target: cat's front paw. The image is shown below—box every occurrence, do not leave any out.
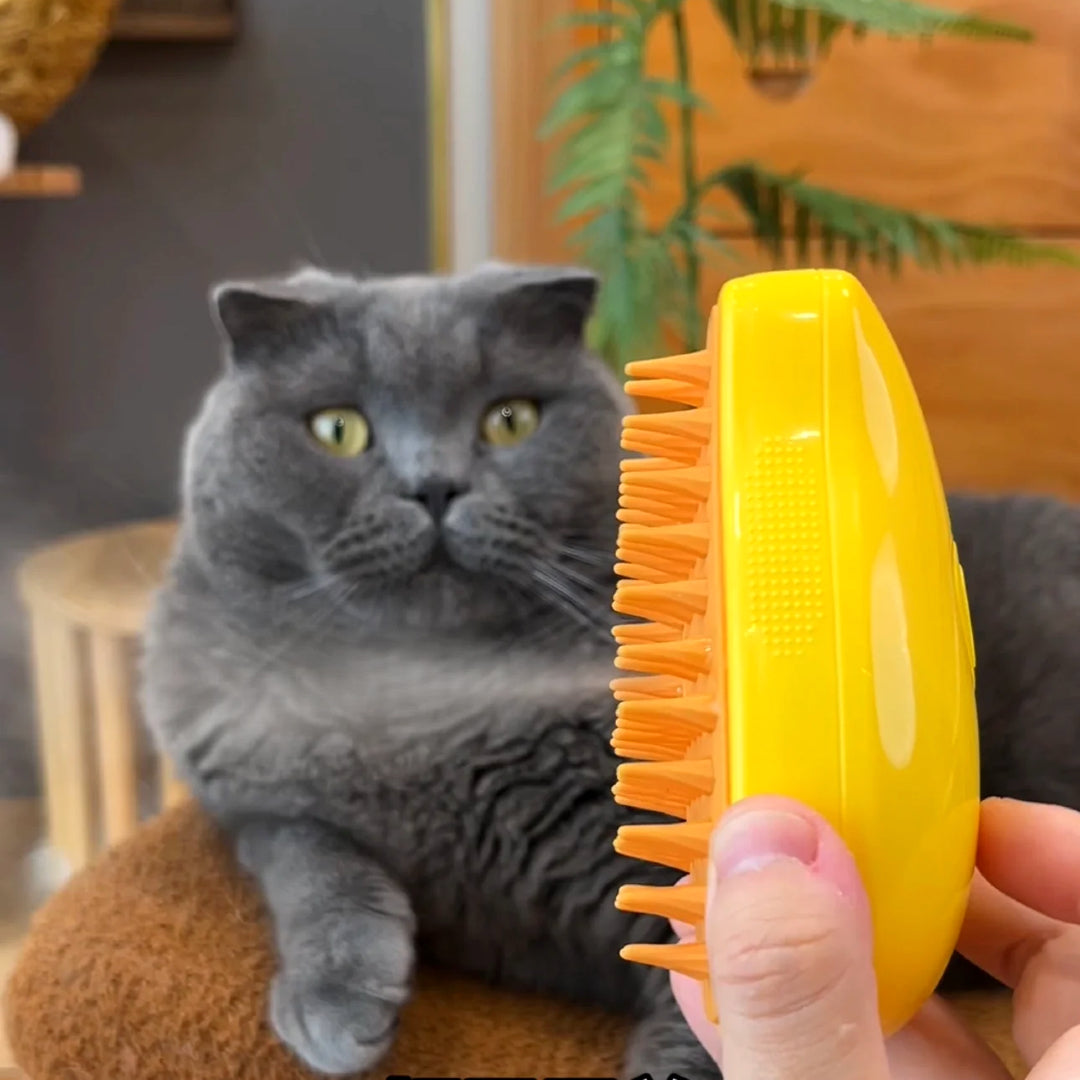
[270,919,414,1076]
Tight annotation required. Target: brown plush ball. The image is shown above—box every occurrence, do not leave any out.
[4,803,630,1080]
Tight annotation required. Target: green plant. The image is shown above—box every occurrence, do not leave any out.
[542,0,1079,373]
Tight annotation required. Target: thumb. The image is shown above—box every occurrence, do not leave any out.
[706,797,891,1080]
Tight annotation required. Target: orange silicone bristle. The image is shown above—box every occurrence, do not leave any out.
[613,787,692,819]
[612,622,682,645]
[617,696,716,735]
[613,580,709,626]
[617,493,700,521]
[616,545,697,578]
[610,737,690,762]
[625,378,706,408]
[620,436,700,466]
[612,312,724,1024]
[620,456,687,473]
[621,423,705,464]
[614,821,713,871]
[611,731,706,765]
[618,522,710,558]
[615,506,683,527]
[621,466,711,504]
[613,561,681,585]
[614,639,711,681]
[615,503,687,527]
[613,760,714,816]
[609,674,686,700]
[625,350,710,386]
[616,883,707,925]
[623,408,711,446]
[619,477,701,506]
[619,942,710,980]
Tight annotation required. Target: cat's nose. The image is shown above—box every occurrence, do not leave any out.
[413,479,468,523]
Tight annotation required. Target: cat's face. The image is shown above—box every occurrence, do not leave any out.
[180,263,628,638]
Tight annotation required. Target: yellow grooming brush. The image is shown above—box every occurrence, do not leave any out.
[609,269,980,1036]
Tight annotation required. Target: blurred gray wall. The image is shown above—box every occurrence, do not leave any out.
[0,0,430,524]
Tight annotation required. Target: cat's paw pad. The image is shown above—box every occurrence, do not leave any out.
[270,968,406,1076]
[269,919,414,1077]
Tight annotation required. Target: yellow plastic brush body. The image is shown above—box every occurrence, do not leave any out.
[611,269,980,1037]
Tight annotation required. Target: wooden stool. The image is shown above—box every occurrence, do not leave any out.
[16,519,185,872]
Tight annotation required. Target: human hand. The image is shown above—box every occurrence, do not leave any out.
[669,794,1080,1079]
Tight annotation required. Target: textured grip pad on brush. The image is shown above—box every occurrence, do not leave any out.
[743,436,828,658]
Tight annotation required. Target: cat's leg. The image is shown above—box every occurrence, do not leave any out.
[235,816,415,1077]
[625,966,722,1080]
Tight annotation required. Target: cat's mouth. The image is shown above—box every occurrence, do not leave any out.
[422,536,454,571]
[319,499,589,610]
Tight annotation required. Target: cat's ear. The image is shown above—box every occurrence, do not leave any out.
[210,271,342,363]
[211,284,308,357]
[485,265,599,346]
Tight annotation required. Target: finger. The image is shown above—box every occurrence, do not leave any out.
[670,969,724,1064]
[669,879,722,1060]
[886,996,1012,1080]
[957,870,1063,989]
[671,873,695,941]
[1011,929,1080,1066]
[978,798,1080,925]
[706,796,891,1080]
[1027,1026,1080,1080]
[959,871,1080,1067]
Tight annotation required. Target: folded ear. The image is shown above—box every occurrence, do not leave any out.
[483,264,600,347]
[210,269,349,363]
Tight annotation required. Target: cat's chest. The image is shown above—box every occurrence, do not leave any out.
[242,636,626,845]
[356,715,622,863]
[363,718,676,1001]
[244,635,618,738]
[354,714,672,933]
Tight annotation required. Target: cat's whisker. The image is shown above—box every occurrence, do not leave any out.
[497,576,575,652]
[529,564,613,643]
[230,576,361,699]
[275,575,337,603]
[555,559,614,598]
[558,543,616,571]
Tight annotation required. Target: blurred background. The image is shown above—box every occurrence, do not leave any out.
[1,0,1078,1068]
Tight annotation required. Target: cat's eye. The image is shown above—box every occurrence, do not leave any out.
[308,408,370,457]
[481,399,540,447]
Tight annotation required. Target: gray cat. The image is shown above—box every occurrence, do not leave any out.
[142,261,1080,1079]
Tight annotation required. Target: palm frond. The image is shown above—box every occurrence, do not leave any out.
[709,0,1028,68]
[540,1,691,371]
[540,0,1057,377]
[540,65,638,139]
[549,42,627,85]
[770,0,1030,40]
[551,7,640,34]
[585,215,683,364]
[704,163,1080,271]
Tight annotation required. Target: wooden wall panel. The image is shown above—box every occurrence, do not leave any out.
[494,0,1080,241]
[491,0,1080,499]
[492,0,591,264]
[641,0,1080,230]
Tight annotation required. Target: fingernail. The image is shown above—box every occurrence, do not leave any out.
[710,808,819,883]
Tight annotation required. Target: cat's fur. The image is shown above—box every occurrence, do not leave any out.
[142,262,1080,1079]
